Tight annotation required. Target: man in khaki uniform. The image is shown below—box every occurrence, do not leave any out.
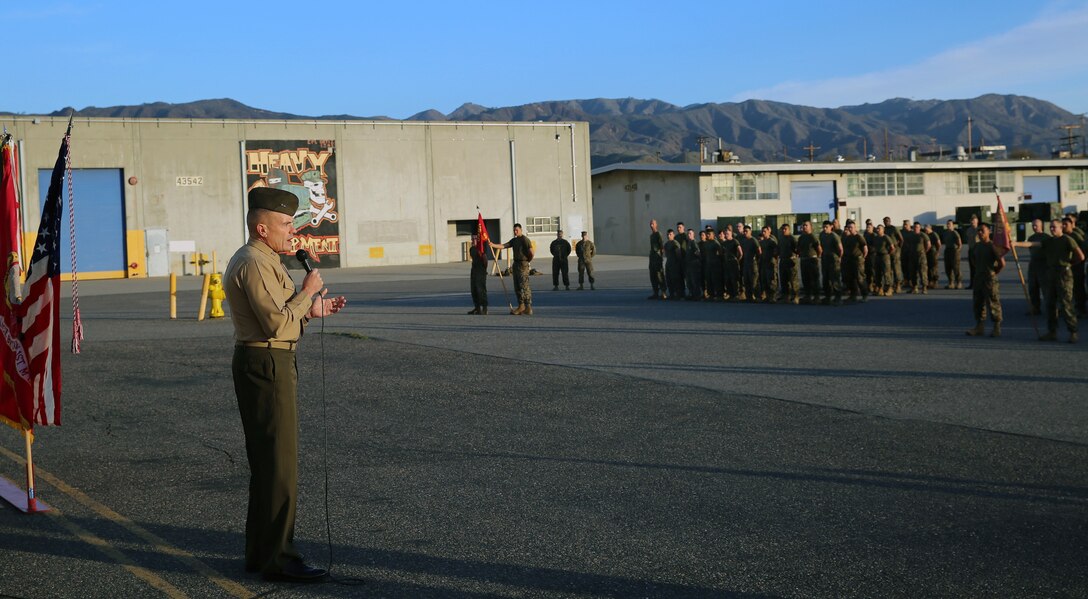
[224,187,347,582]
[575,231,597,290]
[492,223,535,314]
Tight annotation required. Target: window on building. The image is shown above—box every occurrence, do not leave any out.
[845,172,924,197]
[1070,169,1088,192]
[945,173,965,195]
[711,173,779,201]
[524,216,559,234]
[966,170,1014,194]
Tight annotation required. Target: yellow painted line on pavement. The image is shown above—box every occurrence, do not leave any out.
[0,445,252,598]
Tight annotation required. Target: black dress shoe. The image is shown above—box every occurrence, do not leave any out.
[263,560,328,583]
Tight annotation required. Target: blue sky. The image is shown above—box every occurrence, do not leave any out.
[5,1,1088,118]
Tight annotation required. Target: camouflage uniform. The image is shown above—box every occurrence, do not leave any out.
[703,236,724,299]
[797,232,821,302]
[758,235,779,303]
[1069,226,1087,314]
[942,228,963,288]
[504,235,534,307]
[664,237,685,299]
[926,230,941,288]
[970,242,1002,325]
[819,230,843,303]
[720,237,742,300]
[841,233,868,301]
[777,232,799,303]
[873,234,895,293]
[740,235,761,301]
[1042,235,1080,335]
[887,224,904,290]
[649,230,665,297]
[684,236,703,299]
[1026,231,1049,314]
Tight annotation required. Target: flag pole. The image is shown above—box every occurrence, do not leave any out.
[23,429,40,512]
[489,245,514,312]
[996,190,1039,337]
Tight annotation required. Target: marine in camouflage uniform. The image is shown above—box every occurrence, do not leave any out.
[777,223,799,304]
[663,229,685,299]
[683,228,703,300]
[648,220,666,299]
[575,231,596,290]
[863,222,878,294]
[703,230,724,300]
[757,226,779,303]
[1066,213,1087,315]
[469,235,489,315]
[1021,219,1085,343]
[819,221,843,305]
[841,221,868,302]
[925,224,941,289]
[941,220,963,289]
[965,223,1004,337]
[796,221,822,303]
[964,215,980,289]
[493,223,534,315]
[739,226,762,302]
[903,222,931,294]
[720,229,742,301]
[1025,219,1048,315]
[872,225,895,295]
[883,217,904,292]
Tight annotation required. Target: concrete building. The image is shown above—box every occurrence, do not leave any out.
[591,159,1088,255]
[1,116,591,278]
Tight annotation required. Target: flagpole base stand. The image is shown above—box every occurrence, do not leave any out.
[0,475,50,513]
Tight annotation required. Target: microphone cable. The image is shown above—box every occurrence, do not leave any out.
[315,293,367,588]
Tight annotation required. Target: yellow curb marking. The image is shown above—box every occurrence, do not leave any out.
[1,445,252,598]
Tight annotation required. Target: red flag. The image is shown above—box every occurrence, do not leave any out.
[1,136,33,432]
[475,212,490,257]
[993,195,1012,258]
[18,128,70,427]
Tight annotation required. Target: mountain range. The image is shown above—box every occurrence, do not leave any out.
[14,95,1085,168]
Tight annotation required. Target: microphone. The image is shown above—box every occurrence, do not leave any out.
[295,249,313,273]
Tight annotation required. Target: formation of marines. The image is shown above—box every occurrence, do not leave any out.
[645,214,1087,343]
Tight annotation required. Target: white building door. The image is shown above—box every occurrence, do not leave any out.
[1022,176,1059,203]
[791,181,837,214]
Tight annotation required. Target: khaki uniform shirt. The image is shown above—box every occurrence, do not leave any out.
[224,239,310,343]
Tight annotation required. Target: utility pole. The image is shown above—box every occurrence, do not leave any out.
[696,136,712,163]
[883,128,889,161]
[803,142,820,162]
[967,115,973,160]
[1059,124,1082,157]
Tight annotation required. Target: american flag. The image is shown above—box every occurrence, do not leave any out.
[18,128,69,426]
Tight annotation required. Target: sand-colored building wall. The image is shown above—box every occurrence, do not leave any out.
[0,116,591,276]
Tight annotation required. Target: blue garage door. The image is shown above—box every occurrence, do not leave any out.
[37,168,125,274]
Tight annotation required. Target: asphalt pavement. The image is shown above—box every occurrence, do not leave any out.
[1,255,1085,598]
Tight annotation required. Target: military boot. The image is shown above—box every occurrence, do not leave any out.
[480,306,488,315]
[467,306,480,315]
[965,321,985,336]
[590,282,595,290]
[522,304,533,316]
[990,322,1001,337]
[1069,332,1079,344]
[511,303,525,315]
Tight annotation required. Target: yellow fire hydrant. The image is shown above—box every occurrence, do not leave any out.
[208,273,226,318]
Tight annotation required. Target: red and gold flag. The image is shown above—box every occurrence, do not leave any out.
[475,212,490,256]
[1,136,32,432]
